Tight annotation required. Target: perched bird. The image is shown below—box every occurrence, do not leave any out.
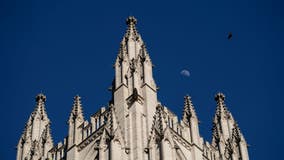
[227,32,233,40]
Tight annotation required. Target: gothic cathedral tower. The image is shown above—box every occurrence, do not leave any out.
[17,17,249,160]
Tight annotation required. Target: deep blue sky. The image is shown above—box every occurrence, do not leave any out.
[1,0,283,159]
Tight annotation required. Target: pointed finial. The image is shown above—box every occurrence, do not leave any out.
[36,93,46,103]
[215,92,225,102]
[125,16,139,39]
[126,16,137,26]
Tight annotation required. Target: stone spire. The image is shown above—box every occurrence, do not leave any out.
[180,95,202,159]
[67,95,85,149]
[212,93,236,140]
[212,93,232,159]
[212,92,249,160]
[112,17,158,150]
[125,16,139,40]
[116,16,143,61]
[68,95,84,123]
[26,93,51,141]
[31,93,50,127]
[113,16,156,94]
[17,93,53,160]
[214,93,231,120]
[182,95,198,125]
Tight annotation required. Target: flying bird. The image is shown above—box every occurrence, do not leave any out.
[227,32,233,40]
[180,69,190,77]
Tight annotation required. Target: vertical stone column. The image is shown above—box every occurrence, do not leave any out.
[129,102,144,160]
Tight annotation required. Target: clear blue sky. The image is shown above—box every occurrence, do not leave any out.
[1,0,283,159]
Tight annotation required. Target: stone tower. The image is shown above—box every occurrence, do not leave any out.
[113,16,158,160]
[16,17,249,160]
[17,94,53,160]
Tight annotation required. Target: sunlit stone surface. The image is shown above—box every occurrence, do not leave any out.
[16,17,249,160]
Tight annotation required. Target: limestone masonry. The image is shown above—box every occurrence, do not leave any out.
[17,17,249,160]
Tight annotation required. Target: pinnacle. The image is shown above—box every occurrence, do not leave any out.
[152,104,167,136]
[211,122,220,146]
[232,122,241,137]
[42,124,53,144]
[182,95,197,124]
[19,93,51,146]
[69,95,84,121]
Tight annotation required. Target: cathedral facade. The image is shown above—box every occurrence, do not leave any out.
[16,17,249,160]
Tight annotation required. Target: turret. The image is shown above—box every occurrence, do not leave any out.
[16,93,53,160]
[212,92,249,160]
[112,17,158,157]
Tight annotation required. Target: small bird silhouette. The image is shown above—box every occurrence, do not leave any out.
[227,32,233,40]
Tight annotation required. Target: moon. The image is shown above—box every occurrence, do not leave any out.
[180,69,190,77]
